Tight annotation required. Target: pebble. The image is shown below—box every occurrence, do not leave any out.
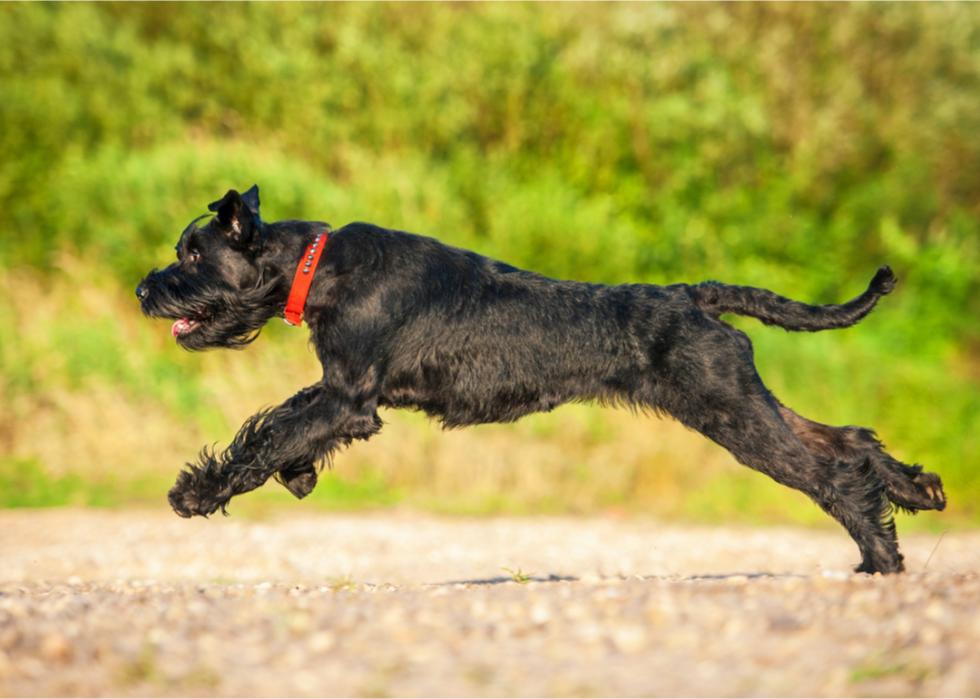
[308,632,335,653]
[529,603,550,624]
[610,624,647,653]
[924,600,946,621]
[39,634,71,662]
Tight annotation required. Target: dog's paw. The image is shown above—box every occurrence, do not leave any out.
[277,464,318,499]
[168,485,197,518]
[854,552,905,575]
[912,471,946,511]
[887,469,947,514]
[168,468,226,518]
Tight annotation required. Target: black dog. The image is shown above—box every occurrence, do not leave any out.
[136,185,946,574]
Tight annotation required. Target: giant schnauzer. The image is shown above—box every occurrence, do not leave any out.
[136,185,946,574]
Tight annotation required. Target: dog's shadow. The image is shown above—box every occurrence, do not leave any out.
[431,574,578,587]
[428,572,800,587]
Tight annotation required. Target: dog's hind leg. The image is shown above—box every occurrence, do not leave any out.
[168,383,382,517]
[674,390,904,573]
[652,325,904,573]
[776,404,946,513]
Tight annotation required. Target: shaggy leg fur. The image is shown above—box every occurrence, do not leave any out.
[651,321,905,573]
[168,384,382,517]
[682,394,904,573]
[778,405,946,514]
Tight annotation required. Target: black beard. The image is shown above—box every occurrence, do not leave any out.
[140,270,286,350]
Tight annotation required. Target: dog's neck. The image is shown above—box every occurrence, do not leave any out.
[282,228,329,326]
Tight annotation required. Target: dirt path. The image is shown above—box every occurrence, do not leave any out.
[0,509,977,697]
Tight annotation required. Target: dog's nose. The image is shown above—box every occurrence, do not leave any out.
[135,283,148,301]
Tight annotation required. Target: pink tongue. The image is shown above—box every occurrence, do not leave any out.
[171,318,191,337]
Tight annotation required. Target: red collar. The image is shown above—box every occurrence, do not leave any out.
[283,230,328,326]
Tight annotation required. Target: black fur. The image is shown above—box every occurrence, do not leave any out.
[137,185,947,574]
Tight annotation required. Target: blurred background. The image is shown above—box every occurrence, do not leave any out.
[0,3,977,526]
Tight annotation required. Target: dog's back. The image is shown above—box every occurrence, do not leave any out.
[318,224,699,425]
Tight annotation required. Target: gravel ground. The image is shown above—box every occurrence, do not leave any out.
[0,509,978,697]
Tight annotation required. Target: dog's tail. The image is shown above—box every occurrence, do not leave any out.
[691,266,897,332]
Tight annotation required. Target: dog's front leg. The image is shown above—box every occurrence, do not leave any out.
[167,384,380,517]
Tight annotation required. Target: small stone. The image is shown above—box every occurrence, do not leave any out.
[610,625,647,654]
[575,622,603,645]
[288,612,311,633]
[924,600,946,621]
[309,631,335,653]
[39,633,71,662]
[530,603,550,625]
[0,627,19,649]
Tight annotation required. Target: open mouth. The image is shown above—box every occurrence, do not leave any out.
[171,317,203,338]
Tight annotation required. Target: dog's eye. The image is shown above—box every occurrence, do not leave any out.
[188,249,201,262]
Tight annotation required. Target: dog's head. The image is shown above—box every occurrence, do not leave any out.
[136,185,286,350]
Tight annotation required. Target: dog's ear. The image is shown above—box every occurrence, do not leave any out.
[208,188,259,250]
[241,184,261,218]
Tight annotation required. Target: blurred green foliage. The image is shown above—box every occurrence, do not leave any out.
[0,4,978,521]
